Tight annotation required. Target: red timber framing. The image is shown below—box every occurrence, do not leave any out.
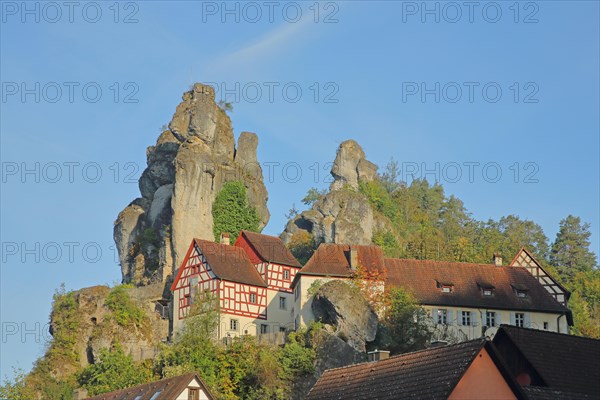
[171,240,267,321]
[510,247,570,306]
[267,263,297,293]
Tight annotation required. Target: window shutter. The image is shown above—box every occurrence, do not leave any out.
[510,312,515,325]
[447,310,454,325]
[431,308,438,324]
[496,311,501,326]
[471,311,478,327]
[524,313,531,328]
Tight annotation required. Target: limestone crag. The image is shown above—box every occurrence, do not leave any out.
[311,280,378,352]
[114,83,269,286]
[281,140,379,246]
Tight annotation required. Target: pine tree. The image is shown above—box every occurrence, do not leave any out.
[550,215,598,277]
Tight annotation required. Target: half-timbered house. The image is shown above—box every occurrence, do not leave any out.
[234,230,302,333]
[171,238,269,340]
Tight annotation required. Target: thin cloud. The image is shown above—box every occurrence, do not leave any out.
[207,17,313,70]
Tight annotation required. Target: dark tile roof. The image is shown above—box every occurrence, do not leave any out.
[306,339,493,400]
[240,230,301,267]
[298,243,385,277]
[384,258,569,313]
[85,372,215,400]
[494,325,600,397]
[522,386,596,400]
[194,239,267,287]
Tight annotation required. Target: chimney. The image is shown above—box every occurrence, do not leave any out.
[220,232,230,246]
[493,253,502,267]
[367,350,390,362]
[349,247,359,271]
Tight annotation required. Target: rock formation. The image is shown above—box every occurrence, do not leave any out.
[311,280,378,352]
[114,83,269,286]
[281,140,383,246]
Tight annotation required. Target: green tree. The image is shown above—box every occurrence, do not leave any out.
[302,188,327,206]
[212,181,261,242]
[77,346,153,396]
[550,215,598,277]
[380,158,403,193]
[375,287,432,354]
[0,368,37,400]
[286,231,318,265]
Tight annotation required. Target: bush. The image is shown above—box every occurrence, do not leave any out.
[212,181,261,242]
[77,346,153,396]
[105,285,146,328]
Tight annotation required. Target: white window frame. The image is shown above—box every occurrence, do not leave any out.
[486,311,496,327]
[230,318,239,331]
[437,309,447,324]
[260,324,268,334]
[515,313,525,327]
[461,311,471,326]
[249,292,257,304]
[279,296,287,310]
[283,268,290,280]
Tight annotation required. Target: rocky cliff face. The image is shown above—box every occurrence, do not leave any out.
[281,140,383,246]
[114,84,269,286]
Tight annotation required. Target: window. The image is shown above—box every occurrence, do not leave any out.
[249,293,257,304]
[230,319,238,331]
[188,388,200,400]
[516,290,528,298]
[486,311,496,327]
[437,309,447,324]
[283,268,290,280]
[260,324,269,334]
[515,313,525,327]
[279,296,287,310]
[150,391,163,400]
[436,281,453,293]
[461,311,471,326]
[543,321,549,330]
[294,285,300,300]
[483,288,493,296]
[279,327,286,333]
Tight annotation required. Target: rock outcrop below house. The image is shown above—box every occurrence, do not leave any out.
[311,280,378,352]
[114,83,269,286]
[281,140,381,246]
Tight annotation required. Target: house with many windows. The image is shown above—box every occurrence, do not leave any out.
[172,233,573,342]
[171,231,301,340]
[385,255,573,340]
[292,244,573,339]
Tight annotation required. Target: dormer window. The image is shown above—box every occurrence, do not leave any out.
[436,281,453,293]
[478,282,495,296]
[512,284,529,298]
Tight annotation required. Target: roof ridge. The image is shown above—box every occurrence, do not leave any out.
[320,339,486,374]
[500,324,600,343]
[385,257,498,268]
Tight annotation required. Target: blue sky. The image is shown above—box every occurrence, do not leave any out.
[1,0,599,379]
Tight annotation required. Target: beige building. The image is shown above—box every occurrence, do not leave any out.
[292,244,572,339]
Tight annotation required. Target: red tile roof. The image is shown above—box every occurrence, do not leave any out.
[385,258,569,313]
[298,243,385,277]
[85,372,215,400]
[194,239,267,287]
[494,325,600,397]
[239,230,301,267]
[306,339,522,400]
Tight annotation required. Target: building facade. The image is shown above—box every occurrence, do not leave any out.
[171,231,301,340]
[292,244,573,339]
